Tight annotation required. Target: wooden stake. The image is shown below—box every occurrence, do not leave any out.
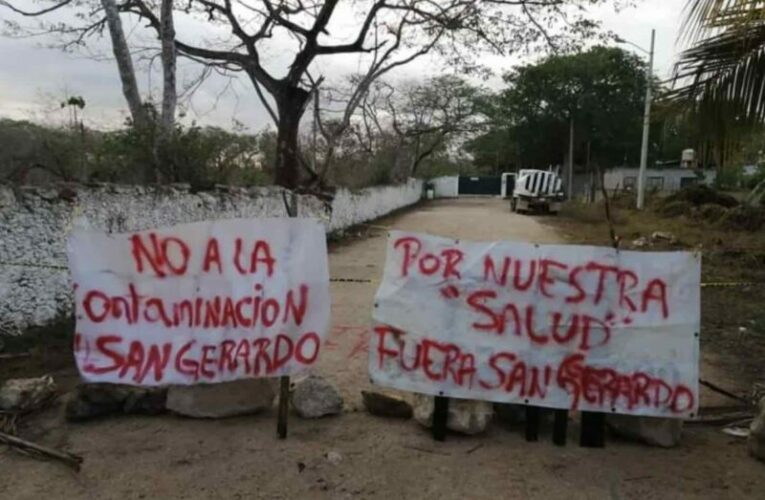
[580,411,606,448]
[0,431,83,471]
[433,396,449,442]
[277,375,290,439]
[553,409,568,446]
[277,189,298,440]
[525,406,540,442]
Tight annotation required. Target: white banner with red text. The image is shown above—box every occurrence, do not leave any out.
[370,231,700,418]
[68,218,330,386]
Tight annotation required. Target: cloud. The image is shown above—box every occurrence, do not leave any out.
[0,0,684,132]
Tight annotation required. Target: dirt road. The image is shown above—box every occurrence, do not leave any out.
[2,198,763,500]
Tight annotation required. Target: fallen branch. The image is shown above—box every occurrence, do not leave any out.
[699,379,750,405]
[402,444,451,456]
[0,352,31,360]
[687,412,753,426]
[0,431,83,471]
[465,443,483,454]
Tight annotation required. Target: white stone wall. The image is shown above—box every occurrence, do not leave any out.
[328,178,423,232]
[0,180,421,334]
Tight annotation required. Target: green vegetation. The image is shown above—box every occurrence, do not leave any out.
[467,46,651,173]
[0,117,274,189]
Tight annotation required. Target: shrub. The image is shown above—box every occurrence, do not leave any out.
[719,204,765,231]
[696,203,728,223]
[663,184,739,208]
[658,200,692,218]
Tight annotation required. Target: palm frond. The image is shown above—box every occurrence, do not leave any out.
[672,1,765,122]
[681,0,765,44]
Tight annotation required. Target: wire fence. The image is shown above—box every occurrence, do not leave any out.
[1,259,763,288]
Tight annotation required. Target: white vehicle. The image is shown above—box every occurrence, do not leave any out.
[511,169,564,214]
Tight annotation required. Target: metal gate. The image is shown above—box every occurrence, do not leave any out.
[458,176,501,195]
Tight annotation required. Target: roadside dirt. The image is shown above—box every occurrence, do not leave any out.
[2,197,763,500]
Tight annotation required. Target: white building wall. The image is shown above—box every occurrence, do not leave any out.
[603,168,715,192]
[430,176,459,198]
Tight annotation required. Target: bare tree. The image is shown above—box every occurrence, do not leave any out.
[383,76,484,176]
[315,75,484,183]
[159,0,176,133]
[119,0,605,189]
[102,0,148,128]
[2,0,180,182]
[3,1,608,189]
[1,1,177,132]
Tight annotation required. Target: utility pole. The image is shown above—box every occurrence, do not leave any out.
[636,29,655,210]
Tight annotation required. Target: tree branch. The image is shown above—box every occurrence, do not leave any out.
[0,0,72,16]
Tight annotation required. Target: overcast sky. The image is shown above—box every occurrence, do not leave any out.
[0,0,685,132]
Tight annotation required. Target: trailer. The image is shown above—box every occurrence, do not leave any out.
[511,169,564,214]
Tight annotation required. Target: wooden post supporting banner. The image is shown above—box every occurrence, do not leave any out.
[277,375,290,439]
[277,190,298,440]
[553,409,568,446]
[525,406,540,442]
[579,411,606,448]
[433,396,449,442]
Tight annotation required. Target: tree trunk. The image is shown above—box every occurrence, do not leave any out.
[567,115,574,199]
[274,88,311,189]
[101,0,146,128]
[159,0,176,133]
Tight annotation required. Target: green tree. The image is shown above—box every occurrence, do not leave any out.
[468,46,650,174]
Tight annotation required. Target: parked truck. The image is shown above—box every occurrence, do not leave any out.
[511,169,565,214]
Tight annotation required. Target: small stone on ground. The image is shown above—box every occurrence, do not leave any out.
[325,451,343,465]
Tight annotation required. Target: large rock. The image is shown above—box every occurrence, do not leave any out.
[166,379,275,418]
[361,390,413,419]
[607,415,683,448]
[748,397,765,462]
[413,394,492,435]
[66,383,167,421]
[0,376,57,412]
[291,375,343,418]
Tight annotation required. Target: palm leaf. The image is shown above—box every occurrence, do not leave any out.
[672,1,765,122]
